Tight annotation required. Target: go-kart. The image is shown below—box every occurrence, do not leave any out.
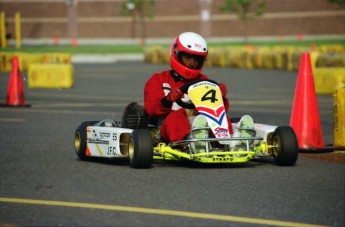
[74,79,298,168]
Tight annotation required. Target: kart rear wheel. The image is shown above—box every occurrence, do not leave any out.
[271,126,298,166]
[129,129,153,169]
[74,121,98,161]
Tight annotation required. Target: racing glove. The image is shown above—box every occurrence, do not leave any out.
[219,83,227,97]
[167,87,183,102]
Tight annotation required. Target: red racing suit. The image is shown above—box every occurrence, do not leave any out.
[144,70,232,142]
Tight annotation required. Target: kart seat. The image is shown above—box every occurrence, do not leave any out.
[147,116,164,128]
[122,102,148,129]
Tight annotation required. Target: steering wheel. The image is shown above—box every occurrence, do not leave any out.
[176,79,219,109]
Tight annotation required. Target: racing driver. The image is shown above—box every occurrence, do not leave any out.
[144,32,233,142]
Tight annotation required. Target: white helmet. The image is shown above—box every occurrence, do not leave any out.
[170,32,208,80]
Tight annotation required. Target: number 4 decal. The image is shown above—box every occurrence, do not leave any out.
[201,89,218,103]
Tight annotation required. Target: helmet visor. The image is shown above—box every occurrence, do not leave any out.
[178,52,205,70]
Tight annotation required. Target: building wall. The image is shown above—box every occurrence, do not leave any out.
[1,0,344,39]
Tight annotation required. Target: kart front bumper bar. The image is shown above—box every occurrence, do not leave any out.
[153,140,270,164]
[169,136,264,146]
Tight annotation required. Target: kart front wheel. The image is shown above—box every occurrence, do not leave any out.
[74,121,98,161]
[271,126,298,166]
[129,129,153,168]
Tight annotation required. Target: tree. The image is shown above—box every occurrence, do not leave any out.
[220,0,266,43]
[326,0,345,10]
[120,0,155,45]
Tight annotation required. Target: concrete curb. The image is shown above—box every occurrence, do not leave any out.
[71,53,144,63]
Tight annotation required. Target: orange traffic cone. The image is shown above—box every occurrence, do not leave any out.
[290,53,324,150]
[1,56,30,107]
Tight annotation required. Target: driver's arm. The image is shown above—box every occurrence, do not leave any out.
[219,83,230,110]
[144,73,172,117]
[223,96,230,111]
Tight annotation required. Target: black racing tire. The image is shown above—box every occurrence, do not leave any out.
[74,121,99,161]
[128,129,153,168]
[271,126,298,166]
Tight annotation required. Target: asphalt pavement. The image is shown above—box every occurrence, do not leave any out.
[0,60,344,226]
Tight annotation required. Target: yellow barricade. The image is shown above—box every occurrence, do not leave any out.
[319,45,345,53]
[28,64,74,88]
[41,53,71,64]
[19,53,44,71]
[0,52,34,72]
[0,51,14,72]
[313,68,345,94]
[205,47,217,67]
[161,47,170,64]
[334,88,345,149]
[243,47,256,69]
[0,52,12,72]
[305,52,344,95]
[0,52,71,72]
[258,48,274,69]
[144,45,164,64]
[271,47,288,70]
[143,45,344,76]
[227,47,245,68]
[143,47,153,62]
[216,48,227,67]
[205,47,215,66]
